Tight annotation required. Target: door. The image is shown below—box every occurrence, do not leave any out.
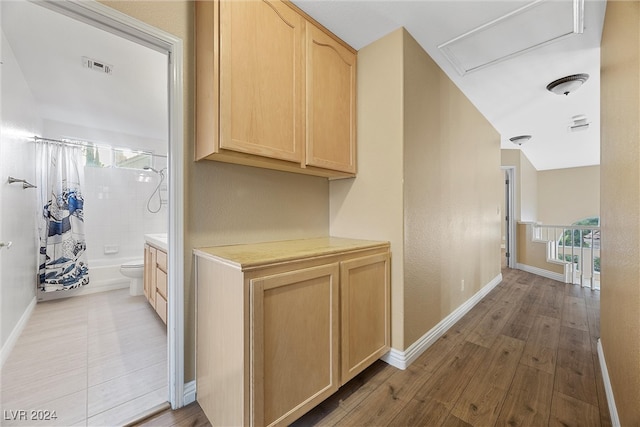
[219,0,305,162]
[306,23,356,173]
[251,263,340,426]
[340,252,390,384]
[1,0,186,415]
[503,167,516,268]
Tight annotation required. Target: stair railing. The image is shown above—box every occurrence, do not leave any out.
[532,223,601,290]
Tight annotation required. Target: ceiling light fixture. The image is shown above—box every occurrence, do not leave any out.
[546,73,589,95]
[509,135,532,146]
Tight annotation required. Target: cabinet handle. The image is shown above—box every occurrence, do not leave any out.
[0,241,13,250]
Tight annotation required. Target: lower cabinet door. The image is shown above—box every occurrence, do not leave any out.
[143,244,151,300]
[251,263,340,426]
[155,293,167,324]
[340,252,391,385]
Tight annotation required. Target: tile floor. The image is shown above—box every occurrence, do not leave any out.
[0,289,167,426]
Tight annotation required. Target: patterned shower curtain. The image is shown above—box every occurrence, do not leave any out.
[36,142,89,292]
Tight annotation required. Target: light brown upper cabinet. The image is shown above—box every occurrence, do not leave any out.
[196,0,357,179]
[220,0,304,163]
[305,23,357,174]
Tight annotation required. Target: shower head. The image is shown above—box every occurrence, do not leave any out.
[143,166,161,174]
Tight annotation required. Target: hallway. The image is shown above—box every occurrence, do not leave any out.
[140,268,611,427]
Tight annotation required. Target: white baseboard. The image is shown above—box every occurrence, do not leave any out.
[183,380,196,405]
[1,296,37,369]
[516,263,565,283]
[37,280,129,301]
[381,273,503,370]
[597,339,620,427]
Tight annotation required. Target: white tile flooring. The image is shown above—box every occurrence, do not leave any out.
[0,289,167,426]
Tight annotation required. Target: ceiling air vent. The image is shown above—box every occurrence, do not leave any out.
[569,114,590,132]
[82,56,113,75]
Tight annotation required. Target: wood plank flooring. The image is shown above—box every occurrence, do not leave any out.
[139,267,610,427]
[0,288,167,426]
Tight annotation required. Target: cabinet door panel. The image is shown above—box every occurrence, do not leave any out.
[156,249,167,272]
[156,268,167,299]
[251,263,339,426]
[306,24,356,173]
[143,244,151,300]
[155,294,167,324]
[220,0,304,162]
[340,253,390,384]
[149,247,157,305]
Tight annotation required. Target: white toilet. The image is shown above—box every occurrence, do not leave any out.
[120,259,144,296]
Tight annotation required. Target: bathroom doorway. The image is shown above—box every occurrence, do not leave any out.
[0,0,185,422]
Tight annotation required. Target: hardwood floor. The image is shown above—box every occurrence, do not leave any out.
[0,288,168,426]
[138,268,611,427]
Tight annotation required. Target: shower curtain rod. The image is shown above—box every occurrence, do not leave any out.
[34,136,168,159]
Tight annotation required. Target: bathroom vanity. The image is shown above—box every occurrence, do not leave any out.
[144,234,168,324]
[194,237,390,426]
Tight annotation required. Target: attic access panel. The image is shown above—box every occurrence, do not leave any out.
[438,0,584,75]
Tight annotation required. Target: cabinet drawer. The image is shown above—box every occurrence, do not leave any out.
[156,249,167,272]
[156,268,167,299]
[155,293,167,324]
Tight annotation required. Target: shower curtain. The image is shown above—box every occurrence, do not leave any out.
[36,142,89,292]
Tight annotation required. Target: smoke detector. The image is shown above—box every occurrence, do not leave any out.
[509,135,532,146]
[82,56,113,75]
[569,114,590,132]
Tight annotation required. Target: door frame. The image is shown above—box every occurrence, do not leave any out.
[502,166,516,269]
[38,0,186,409]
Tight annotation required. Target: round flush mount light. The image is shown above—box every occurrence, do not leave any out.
[509,135,532,146]
[546,73,589,96]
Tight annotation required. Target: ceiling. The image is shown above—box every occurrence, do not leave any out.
[2,0,605,170]
[293,0,605,171]
[1,0,168,151]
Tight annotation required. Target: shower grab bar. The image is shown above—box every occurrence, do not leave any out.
[7,176,37,189]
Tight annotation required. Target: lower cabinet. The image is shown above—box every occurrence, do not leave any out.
[144,243,168,324]
[195,238,390,426]
[340,252,390,385]
[252,263,340,426]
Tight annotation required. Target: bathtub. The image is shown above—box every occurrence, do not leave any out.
[37,257,139,301]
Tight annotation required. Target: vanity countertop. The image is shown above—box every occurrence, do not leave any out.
[145,233,167,252]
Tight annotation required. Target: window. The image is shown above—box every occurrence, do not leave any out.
[85,145,153,170]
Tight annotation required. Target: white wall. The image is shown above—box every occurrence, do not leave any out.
[44,119,167,155]
[83,164,168,263]
[0,29,41,350]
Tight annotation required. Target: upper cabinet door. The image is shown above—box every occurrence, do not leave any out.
[219,0,305,163]
[306,24,357,174]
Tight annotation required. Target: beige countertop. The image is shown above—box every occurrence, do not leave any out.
[194,236,389,270]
